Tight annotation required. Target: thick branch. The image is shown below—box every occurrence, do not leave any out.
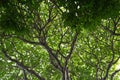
[23,69,28,80]
[2,49,45,80]
[42,42,63,71]
[17,36,63,71]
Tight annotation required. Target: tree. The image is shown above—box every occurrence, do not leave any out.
[0,0,120,80]
[55,0,120,29]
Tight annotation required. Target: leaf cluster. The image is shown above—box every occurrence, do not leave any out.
[57,0,120,29]
[0,0,42,34]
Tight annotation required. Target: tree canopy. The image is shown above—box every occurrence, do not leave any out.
[0,0,120,80]
[0,0,120,31]
[57,0,120,28]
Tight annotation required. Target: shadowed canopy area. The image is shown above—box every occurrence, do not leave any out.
[0,0,120,31]
[0,0,120,80]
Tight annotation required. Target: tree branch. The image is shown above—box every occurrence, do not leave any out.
[2,49,45,80]
[17,35,63,72]
[102,36,115,80]
[41,42,63,71]
[18,37,40,45]
[23,69,28,80]
[110,68,120,80]
[65,31,79,68]
[50,0,63,14]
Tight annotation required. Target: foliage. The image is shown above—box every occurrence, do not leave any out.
[0,0,42,33]
[0,0,120,80]
[57,0,120,29]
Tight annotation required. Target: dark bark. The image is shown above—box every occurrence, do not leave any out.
[23,69,28,80]
[2,49,45,80]
[62,68,70,80]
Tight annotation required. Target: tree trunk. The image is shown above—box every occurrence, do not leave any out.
[62,68,70,80]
